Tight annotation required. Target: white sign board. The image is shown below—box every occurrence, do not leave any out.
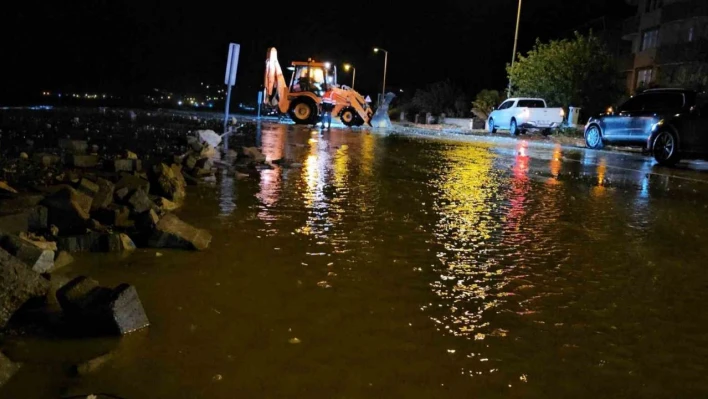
[224,43,240,86]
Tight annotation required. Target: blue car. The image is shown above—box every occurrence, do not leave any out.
[584,88,708,165]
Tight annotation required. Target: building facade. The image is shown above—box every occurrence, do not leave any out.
[621,0,708,93]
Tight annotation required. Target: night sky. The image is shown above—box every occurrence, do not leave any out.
[3,0,634,104]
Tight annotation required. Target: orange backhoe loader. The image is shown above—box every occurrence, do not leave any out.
[263,47,373,126]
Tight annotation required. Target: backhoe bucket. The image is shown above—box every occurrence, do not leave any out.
[370,92,396,128]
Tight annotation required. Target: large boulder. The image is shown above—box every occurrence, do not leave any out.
[149,163,186,204]
[90,178,115,212]
[0,206,48,234]
[148,213,211,250]
[41,186,92,234]
[0,235,55,274]
[56,276,149,336]
[57,232,136,253]
[0,247,50,328]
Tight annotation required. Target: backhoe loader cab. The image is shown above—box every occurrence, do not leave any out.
[289,62,330,96]
[263,47,373,126]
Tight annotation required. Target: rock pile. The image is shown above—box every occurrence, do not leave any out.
[0,110,249,387]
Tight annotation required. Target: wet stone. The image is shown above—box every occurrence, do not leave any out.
[150,163,186,203]
[127,188,155,214]
[91,178,115,212]
[92,204,133,228]
[57,277,149,336]
[32,153,61,167]
[115,174,150,194]
[153,197,179,211]
[41,186,91,234]
[0,194,45,215]
[57,232,135,253]
[0,234,54,274]
[0,247,50,328]
[69,154,99,168]
[72,352,113,376]
[77,178,99,197]
[0,206,48,234]
[58,139,88,154]
[148,213,212,250]
[112,159,142,173]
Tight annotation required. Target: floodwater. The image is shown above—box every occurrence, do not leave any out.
[5,123,708,398]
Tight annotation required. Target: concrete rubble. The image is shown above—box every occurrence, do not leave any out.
[0,109,248,387]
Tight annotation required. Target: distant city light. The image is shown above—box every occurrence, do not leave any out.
[178,100,183,105]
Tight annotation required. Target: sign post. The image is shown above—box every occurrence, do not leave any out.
[257,91,263,119]
[224,43,240,133]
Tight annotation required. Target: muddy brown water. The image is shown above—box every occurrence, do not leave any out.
[4,122,708,398]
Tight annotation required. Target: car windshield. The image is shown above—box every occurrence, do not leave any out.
[517,100,545,108]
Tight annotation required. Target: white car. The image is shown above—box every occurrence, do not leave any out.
[488,98,565,136]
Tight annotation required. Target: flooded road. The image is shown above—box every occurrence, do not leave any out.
[5,123,708,398]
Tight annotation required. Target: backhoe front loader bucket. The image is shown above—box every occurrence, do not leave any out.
[370,92,396,128]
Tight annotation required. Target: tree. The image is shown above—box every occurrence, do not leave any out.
[471,89,504,120]
[412,80,468,117]
[506,32,624,117]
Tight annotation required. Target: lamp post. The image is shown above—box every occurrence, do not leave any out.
[507,0,523,97]
[374,47,388,107]
[343,64,356,89]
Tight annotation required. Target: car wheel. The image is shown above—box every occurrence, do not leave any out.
[652,130,680,166]
[488,118,497,133]
[510,119,519,136]
[585,125,604,149]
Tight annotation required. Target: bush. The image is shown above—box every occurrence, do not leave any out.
[471,89,505,120]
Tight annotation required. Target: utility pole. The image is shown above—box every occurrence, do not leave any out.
[508,0,522,97]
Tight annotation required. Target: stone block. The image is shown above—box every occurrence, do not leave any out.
[0,247,50,328]
[148,213,211,250]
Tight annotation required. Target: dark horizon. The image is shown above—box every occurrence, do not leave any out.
[2,0,634,105]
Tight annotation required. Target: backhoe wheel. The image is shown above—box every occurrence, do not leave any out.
[340,107,357,127]
[288,99,317,125]
[352,114,365,127]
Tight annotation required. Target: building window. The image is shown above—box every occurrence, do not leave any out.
[636,68,654,88]
[641,28,659,51]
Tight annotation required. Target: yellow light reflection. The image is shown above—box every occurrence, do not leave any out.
[548,144,562,184]
[429,143,504,337]
[592,158,607,197]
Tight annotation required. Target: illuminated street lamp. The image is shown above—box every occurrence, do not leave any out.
[374,47,388,107]
[343,64,356,89]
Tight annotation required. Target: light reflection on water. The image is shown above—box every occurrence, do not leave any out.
[12,124,708,399]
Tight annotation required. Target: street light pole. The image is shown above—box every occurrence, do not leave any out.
[374,47,388,107]
[508,0,522,97]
